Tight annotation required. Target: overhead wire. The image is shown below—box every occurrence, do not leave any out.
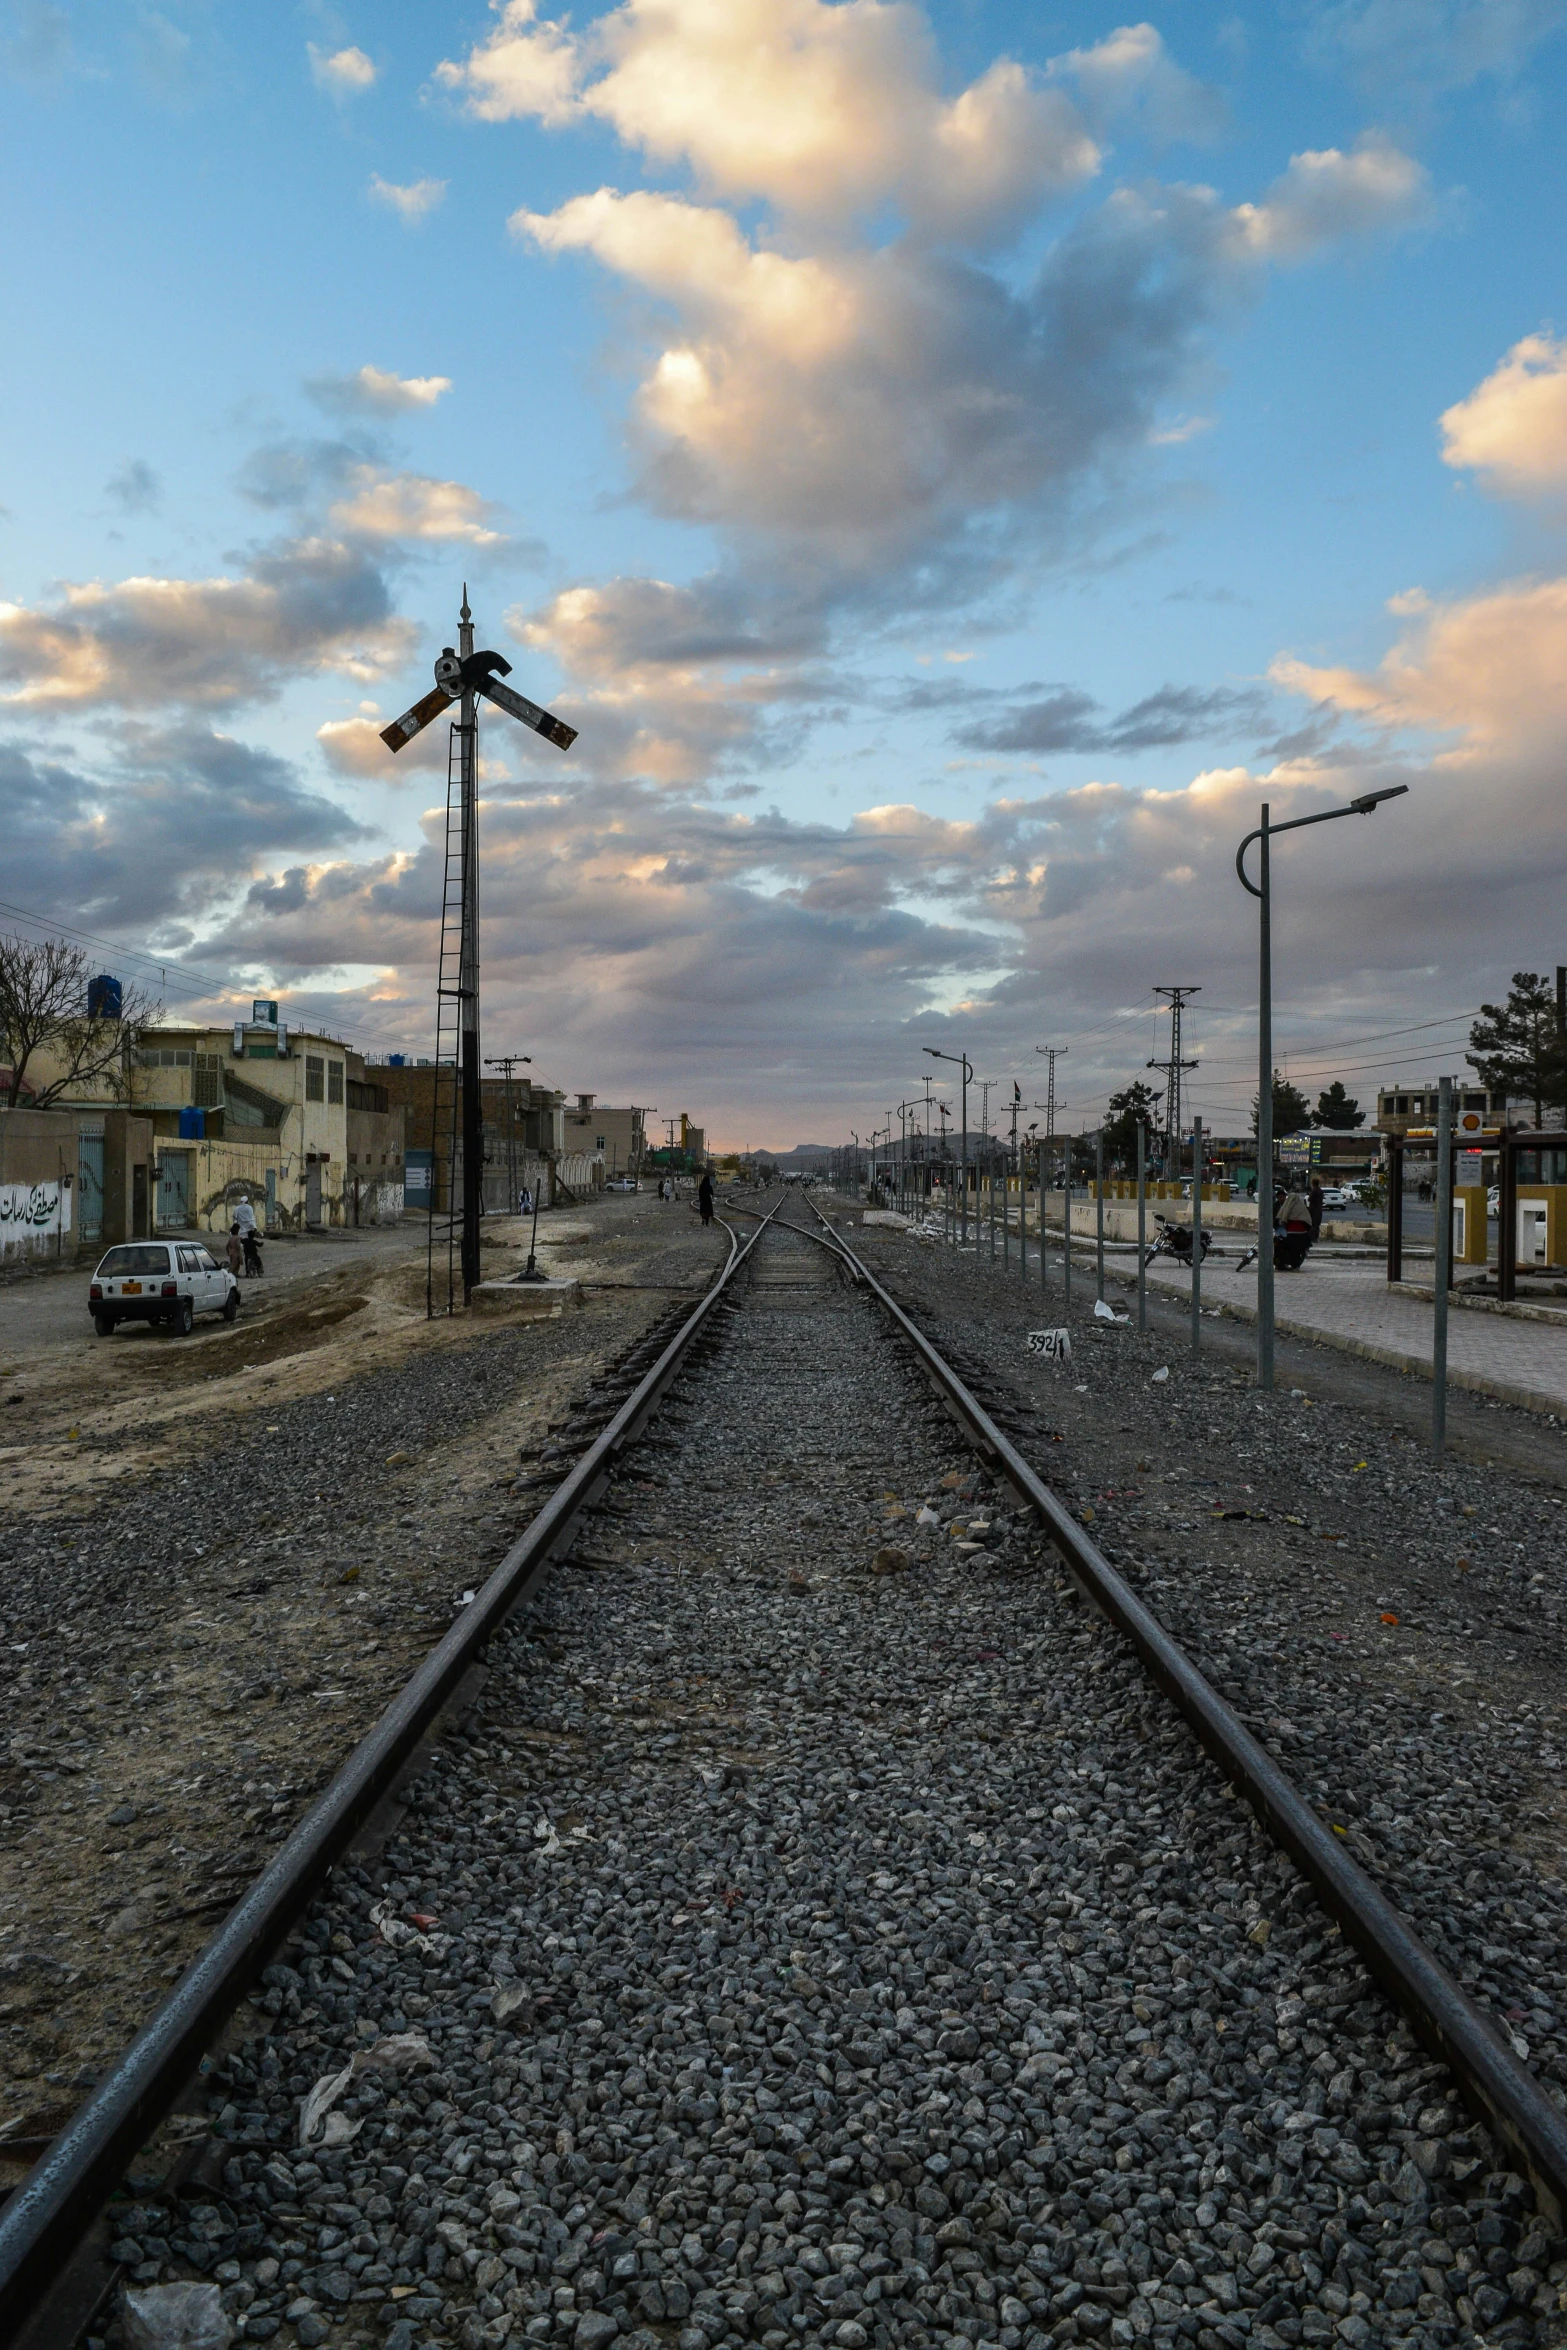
[0,894,432,1058]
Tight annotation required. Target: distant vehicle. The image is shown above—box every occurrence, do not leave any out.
[89,1240,239,1337]
[1319,1186,1357,1209]
[605,1177,637,1192]
[1488,1184,1500,1217]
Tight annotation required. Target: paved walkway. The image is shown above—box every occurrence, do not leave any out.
[1127,1246,1567,1416]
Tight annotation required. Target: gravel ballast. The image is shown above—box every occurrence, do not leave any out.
[108,1208,1565,2350]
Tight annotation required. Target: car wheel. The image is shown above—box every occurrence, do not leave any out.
[222,1289,240,1322]
[93,1311,116,1338]
[172,1296,195,1336]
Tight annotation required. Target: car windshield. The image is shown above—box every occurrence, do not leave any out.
[96,1244,171,1276]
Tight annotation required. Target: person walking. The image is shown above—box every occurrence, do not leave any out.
[1308,1175,1325,1240]
[225,1223,244,1281]
[698,1169,715,1227]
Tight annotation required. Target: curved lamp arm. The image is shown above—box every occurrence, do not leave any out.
[1236,786,1407,899]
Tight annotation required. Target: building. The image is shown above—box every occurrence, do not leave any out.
[561,1094,647,1178]
[127,1008,406,1232]
[1276,1127,1381,1181]
[1376,1081,1506,1138]
[0,1105,155,1264]
[369,1062,568,1213]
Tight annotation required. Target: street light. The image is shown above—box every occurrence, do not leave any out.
[1236,784,1408,1390]
[924,1046,973,1242]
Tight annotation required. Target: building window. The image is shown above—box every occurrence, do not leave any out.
[306,1054,324,1102]
[192,1053,224,1109]
[328,1060,344,1105]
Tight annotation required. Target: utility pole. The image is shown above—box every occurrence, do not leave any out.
[484,1052,532,1218]
[1035,1045,1068,1142]
[1149,985,1200,1182]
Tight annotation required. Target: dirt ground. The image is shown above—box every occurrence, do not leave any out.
[0,1193,727,2151]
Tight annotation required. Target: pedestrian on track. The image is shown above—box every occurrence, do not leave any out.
[698,1169,715,1226]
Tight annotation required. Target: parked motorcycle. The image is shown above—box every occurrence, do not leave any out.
[1143,1215,1215,1270]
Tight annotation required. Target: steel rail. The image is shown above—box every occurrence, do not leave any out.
[802,1191,1567,2228]
[0,1202,788,2336]
[721,1195,861,1280]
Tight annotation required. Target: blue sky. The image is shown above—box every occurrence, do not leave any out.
[2,0,1565,1146]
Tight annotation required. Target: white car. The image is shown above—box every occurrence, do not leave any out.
[1319,1186,1357,1209]
[89,1240,239,1337]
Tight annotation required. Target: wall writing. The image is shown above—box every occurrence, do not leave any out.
[0,1182,72,1248]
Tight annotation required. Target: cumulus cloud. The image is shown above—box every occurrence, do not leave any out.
[369,174,446,225]
[1052,22,1226,145]
[0,538,414,712]
[309,42,377,95]
[328,465,505,545]
[1440,333,1567,494]
[1232,134,1432,259]
[442,0,1099,244]
[504,574,838,782]
[0,725,368,932]
[190,707,1565,1138]
[306,365,454,415]
[1272,576,1567,750]
[516,179,1268,575]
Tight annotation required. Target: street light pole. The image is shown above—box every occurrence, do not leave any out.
[1236,783,1408,1390]
[924,1047,973,1243]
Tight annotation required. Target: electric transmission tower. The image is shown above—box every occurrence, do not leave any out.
[1034,1044,1068,1140]
[1148,985,1201,1179]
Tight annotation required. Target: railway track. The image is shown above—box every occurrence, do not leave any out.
[2,1192,1563,2348]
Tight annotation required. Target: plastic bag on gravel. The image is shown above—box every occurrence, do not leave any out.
[299,2031,435,2148]
[123,2281,234,2349]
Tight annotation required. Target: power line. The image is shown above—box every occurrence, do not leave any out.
[0,893,433,1056]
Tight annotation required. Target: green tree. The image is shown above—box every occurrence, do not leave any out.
[1468,972,1567,1126]
[1101,1080,1162,1169]
[1314,1080,1365,1130]
[1252,1070,1311,1137]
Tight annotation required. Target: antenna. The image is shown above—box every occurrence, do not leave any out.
[376,597,579,1315]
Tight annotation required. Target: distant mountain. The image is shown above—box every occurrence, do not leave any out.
[755,1142,836,1164]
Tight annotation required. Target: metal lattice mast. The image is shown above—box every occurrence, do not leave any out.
[1035,1045,1068,1141]
[1149,985,1201,1177]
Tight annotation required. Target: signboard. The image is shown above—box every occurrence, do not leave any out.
[1027,1328,1073,1361]
[405,1149,434,1206]
[253,999,279,1027]
[1278,1133,1317,1168]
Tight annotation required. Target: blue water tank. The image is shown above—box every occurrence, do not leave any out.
[87,973,122,1020]
[178,1106,205,1139]
[388,1053,406,1067]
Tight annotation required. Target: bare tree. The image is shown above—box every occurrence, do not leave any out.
[0,935,159,1108]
